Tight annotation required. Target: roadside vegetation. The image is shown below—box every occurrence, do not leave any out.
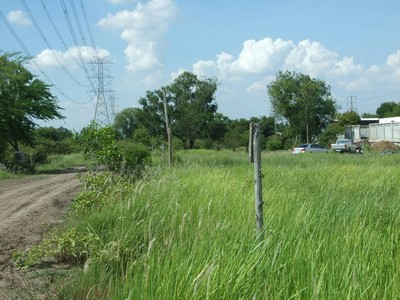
[14,150,400,299]
[3,51,400,298]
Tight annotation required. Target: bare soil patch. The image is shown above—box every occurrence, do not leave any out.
[371,141,400,153]
[0,168,85,299]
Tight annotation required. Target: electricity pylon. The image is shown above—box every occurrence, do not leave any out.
[89,56,115,126]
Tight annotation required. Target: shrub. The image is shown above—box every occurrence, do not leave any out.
[78,122,123,171]
[266,136,284,151]
[121,142,151,173]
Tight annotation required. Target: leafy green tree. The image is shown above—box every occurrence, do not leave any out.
[138,90,168,139]
[18,126,76,164]
[138,72,218,149]
[317,112,360,147]
[0,52,64,151]
[35,126,73,141]
[0,140,8,162]
[132,127,158,149]
[79,122,151,174]
[338,111,361,127]
[266,136,284,151]
[114,107,142,139]
[168,72,218,149]
[376,101,400,118]
[318,123,342,148]
[79,122,123,171]
[361,112,378,118]
[207,113,229,143]
[224,118,250,150]
[267,71,337,142]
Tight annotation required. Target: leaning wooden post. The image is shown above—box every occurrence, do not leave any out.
[253,124,264,240]
[162,88,172,167]
[249,122,254,162]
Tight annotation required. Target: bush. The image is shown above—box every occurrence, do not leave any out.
[120,142,152,173]
[79,122,123,171]
[266,136,284,151]
[5,161,35,174]
[79,122,152,174]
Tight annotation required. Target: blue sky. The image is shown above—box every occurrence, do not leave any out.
[1,0,400,131]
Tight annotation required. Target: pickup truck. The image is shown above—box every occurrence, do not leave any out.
[331,139,357,153]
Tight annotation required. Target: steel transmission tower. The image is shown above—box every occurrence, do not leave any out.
[89,57,115,126]
[347,95,357,112]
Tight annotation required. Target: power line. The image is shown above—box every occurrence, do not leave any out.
[40,0,82,68]
[59,0,95,92]
[0,9,86,105]
[69,0,89,49]
[360,90,400,101]
[79,0,97,50]
[20,0,89,88]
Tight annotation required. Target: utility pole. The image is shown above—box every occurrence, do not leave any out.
[89,56,115,126]
[162,88,172,166]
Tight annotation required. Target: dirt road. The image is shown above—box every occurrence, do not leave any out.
[0,168,84,299]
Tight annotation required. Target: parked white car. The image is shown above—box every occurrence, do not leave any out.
[291,143,329,154]
[331,139,357,153]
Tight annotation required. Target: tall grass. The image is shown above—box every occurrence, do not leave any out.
[36,153,93,173]
[0,169,24,180]
[58,151,400,299]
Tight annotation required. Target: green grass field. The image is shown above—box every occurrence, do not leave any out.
[37,150,400,298]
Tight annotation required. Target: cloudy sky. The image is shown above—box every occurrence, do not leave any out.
[1,0,400,130]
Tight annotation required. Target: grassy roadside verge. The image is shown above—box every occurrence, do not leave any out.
[18,150,400,298]
[0,153,93,180]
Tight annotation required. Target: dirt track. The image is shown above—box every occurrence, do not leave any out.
[0,168,84,299]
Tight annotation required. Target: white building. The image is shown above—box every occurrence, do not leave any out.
[346,117,400,143]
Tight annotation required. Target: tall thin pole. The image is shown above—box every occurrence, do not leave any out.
[162,89,172,166]
[249,122,254,162]
[253,124,264,240]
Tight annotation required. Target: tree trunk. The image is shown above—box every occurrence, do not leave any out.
[189,138,195,149]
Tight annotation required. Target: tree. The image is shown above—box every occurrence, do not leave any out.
[0,52,64,151]
[376,101,400,118]
[31,126,76,159]
[168,72,218,149]
[361,112,378,118]
[138,72,218,149]
[337,111,361,127]
[267,71,337,142]
[79,122,151,174]
[207,113,229,143]
[114,107,141,139]
[317,112,360,148]
[224,118,250,150]
[138,90,168,139]
[35,126,73,141]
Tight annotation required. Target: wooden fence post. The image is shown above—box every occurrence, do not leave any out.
[249,122,254,162]
[253,124,264,240]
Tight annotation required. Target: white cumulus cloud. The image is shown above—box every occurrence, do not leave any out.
[97,0,177,73]
[33,47,111,69]
[386,50,400,82]
[284,40,338,77]
[189,37,373,98]
[231,38,293,74]
[6,10,31,26]
[387,50,400,67]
